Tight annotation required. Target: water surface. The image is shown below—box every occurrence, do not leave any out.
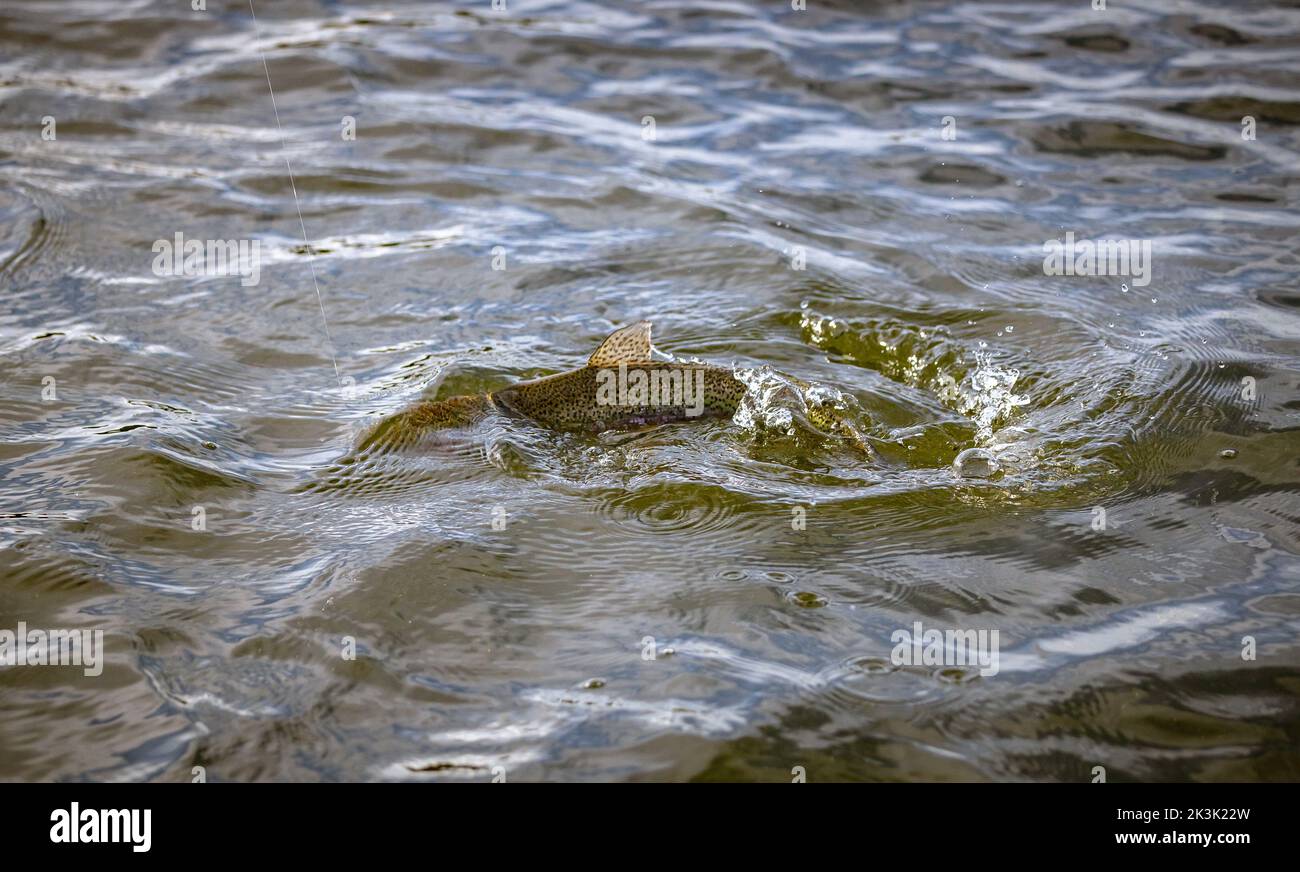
[1,0,1299,781]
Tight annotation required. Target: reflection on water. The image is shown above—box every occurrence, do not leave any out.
[1,0,1298,781]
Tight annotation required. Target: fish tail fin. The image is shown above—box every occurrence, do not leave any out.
[358,394,493,452]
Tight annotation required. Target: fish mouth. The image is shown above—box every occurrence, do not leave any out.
[485,389,521,418]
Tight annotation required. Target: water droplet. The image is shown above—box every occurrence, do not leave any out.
[1121,283,1128,293]
[850,656,896,674]
[1005,325,1014,333]
[788,591,829,608]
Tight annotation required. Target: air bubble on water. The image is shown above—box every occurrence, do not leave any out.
[1005,325,1013,333]
[953,447,1000,479]
[1121,283,1128,293]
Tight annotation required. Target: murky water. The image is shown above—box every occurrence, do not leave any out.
[2,0,1298,781]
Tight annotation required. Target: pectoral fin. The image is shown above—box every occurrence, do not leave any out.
[588,321,654,367]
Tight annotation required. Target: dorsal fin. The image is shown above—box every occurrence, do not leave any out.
[588,321,653,367]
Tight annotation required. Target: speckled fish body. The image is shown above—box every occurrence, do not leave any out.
[361,321,869,453]
[494,362,745,431]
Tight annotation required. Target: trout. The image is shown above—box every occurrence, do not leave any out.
[361,321,869,453]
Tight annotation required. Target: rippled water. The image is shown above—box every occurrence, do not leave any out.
[2,0,1298,781]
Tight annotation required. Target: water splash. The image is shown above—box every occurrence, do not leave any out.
[731,365,803,437]
[800,311,1028,445]
[940,351,1029,445]
[731,364,858,447]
